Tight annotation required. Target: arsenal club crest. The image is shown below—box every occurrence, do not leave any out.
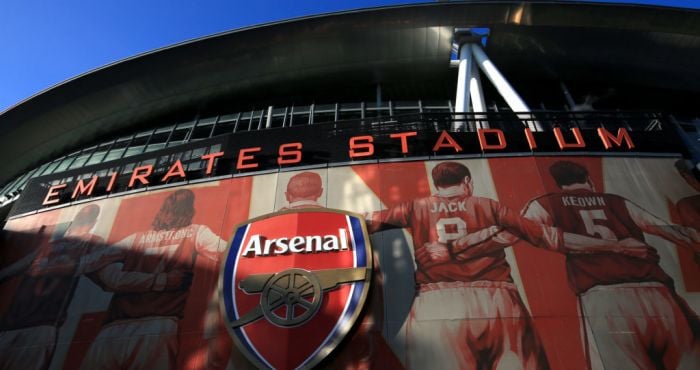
[220,209,372,370]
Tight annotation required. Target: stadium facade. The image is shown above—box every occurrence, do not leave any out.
[1,1,700,369]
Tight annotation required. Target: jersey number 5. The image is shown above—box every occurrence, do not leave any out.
[579,209,617,240]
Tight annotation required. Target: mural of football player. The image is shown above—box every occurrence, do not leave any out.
[675,159,700,232]
[365,161,640,370]
[80,189,227,370]
[0,205,111,370]
[280,170,404,369]
[525,160,700,369]
[279,171,325,210]
[453,160,700,369]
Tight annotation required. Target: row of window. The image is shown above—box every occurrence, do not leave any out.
[0,100,454,206]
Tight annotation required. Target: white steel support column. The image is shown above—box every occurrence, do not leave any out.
[469,59,488,128]
[454,43,472,131]
[265,105,273,128]
[471,44,541,130]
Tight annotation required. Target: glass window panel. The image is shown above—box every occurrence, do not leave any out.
[145,143,166,152]
[176,120,196,129]
[190,124,213,141]
[423,100,451,113]
[191,147,207,159]
[187,161,204,171]
[69,154,91,169]
[124,146,145,158]
[53,157,77,173]
[213,120,236,136]
[315,104,335,112]
[366,101,389,109]
[178,150,193,162]
[269,114,285,128]
[2,177,23,194]
[77,172,93,180]
[138,158,156,167]
[86,151,107,165]
[338,110,362,121]
[268,108,287,129]
[338,103,362,121]
[103,148,126,162]
[41,160,62,175]
[251,111,263,130]
[122,163,136,174]
[32,163,50,177]
[394,101,419,108]
[291,113,310,126]
[198,117,217,125]
[208,144,222,154]
[313,111,335,124]
[149,131,171,144]
[130,135,149,146]
[394,103,421,115]
[219,114,237,123]
[155,125,174,134]
[145,131,170,152]
[124,135,148,158]
[168,128,189,146]
[237,112,252,132]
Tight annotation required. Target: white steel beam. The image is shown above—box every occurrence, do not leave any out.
[453,43,472,131]
[471,44,541,130]
[469,57,488,128]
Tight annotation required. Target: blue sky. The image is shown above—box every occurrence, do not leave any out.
[1,0,698,112]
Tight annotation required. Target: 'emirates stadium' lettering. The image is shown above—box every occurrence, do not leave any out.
[41,127,637,207]
[242,229,351,257]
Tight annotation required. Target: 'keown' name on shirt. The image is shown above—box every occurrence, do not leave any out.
[561,195,606,207]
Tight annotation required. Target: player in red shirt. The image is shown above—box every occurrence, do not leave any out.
[282,171,404,369]
[80,189,227,370]
[279,171,325,210]
[366,161,638,370]
[204,171,405,369]
[448,160,700,369]
[530,160,700,369]
[0,205,115,370]
[204,172,328,369]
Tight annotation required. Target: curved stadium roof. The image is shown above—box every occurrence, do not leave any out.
[2,0,700,186]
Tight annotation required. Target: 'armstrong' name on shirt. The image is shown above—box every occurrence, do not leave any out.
[242,228,351,257]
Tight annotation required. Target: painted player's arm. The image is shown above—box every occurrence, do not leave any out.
[435,200,550,262]
[27,235,126,277]
[677,200,700,229]
[452,200,649,256]
[195,225,228,261]
[517,199,651,254]
[440,227,517,262]
[364,202,412,234]
[0,225,49,281]
[626,200,700,252]
[0,249,41,282]
[445,200,559,261]
[89,262,193,292]
[443,227,651,266]
[525,200,652,254]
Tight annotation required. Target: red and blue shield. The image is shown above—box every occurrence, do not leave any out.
[220,209,372,370]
